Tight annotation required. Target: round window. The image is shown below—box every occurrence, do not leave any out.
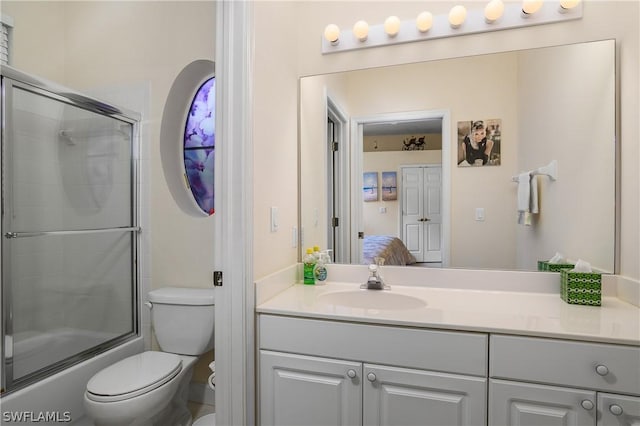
[160,60,215,218]
[183,77,215,215]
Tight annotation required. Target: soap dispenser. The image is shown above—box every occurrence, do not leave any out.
[313,250,331,283]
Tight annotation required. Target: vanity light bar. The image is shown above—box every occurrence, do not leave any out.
[321,1,582,54]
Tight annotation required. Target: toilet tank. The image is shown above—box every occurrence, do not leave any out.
[147,287,215,355]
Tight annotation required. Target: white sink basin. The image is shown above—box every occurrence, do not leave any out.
[317,289,427,310]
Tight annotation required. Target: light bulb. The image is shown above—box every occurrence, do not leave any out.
[323,24,340,44]
[416,11,433,32]
[384,15,401,37]
[522,0,543,15]
[353,20,369,42]
[484,0,505,23]
[560,0,580,10]
[449,5,467,29]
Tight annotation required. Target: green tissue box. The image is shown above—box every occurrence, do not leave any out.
[538,260,575,272]
[560,269,601,306]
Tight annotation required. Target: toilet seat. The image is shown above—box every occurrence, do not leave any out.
[86,351,182,403]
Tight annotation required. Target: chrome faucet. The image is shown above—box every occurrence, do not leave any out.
[361,257,389,290]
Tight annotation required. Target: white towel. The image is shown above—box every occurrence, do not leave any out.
[529,175,539,214]
[517,172,530,224]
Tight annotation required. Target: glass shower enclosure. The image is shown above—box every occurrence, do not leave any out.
[0,66,140,394]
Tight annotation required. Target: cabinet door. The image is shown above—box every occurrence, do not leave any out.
[490,379,596,426]
[363,363,486,426]
[259,350,362,426]
[598,393,640,426]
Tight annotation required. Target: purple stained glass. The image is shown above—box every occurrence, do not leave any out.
[184,77,215,215]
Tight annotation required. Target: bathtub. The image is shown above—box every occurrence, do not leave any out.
[11,328,123,380]
[1,334,143,425]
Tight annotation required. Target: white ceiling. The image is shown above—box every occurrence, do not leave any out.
[363,118,442,136]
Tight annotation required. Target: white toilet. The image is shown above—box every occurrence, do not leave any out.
[84,287,215,426]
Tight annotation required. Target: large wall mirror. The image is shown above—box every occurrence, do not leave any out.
[300,40,617,273]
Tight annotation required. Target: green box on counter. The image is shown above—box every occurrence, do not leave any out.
[537,260,575,272]
[560,269,601,306]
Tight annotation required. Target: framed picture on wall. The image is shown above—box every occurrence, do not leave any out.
[457,118,502,166]
[381,172,397,201]
[363,172,378,202]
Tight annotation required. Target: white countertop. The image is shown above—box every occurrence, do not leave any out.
[256,281,640,346]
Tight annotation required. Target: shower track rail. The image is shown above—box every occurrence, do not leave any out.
[4,226,141,239]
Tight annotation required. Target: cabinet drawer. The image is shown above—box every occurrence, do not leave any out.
[490,335,640,395]
[259,315,488,376]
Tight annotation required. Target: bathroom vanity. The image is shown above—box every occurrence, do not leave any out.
[255,273,640,426]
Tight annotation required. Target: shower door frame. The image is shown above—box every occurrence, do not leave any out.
[0,66,142,395]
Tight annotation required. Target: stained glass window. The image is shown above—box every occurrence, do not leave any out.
[183,77,215,215]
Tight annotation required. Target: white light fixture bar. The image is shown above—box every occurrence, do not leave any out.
[321,1,582,54]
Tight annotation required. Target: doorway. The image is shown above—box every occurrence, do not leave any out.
[351,110,451,266]
[326,97,349,263]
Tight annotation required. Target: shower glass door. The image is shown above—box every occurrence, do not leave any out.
[1,72,139,393]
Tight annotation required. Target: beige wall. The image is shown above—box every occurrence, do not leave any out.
[516,41,615,272]
[252,1,300,278]
[280,0,638,279]
[299,72,351,262]
[300,54,520,269]
[348,56,519,269]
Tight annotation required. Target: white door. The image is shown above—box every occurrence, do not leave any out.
[598,393,640,426]
[489,379,596,426]
[259,350,362,426]
[402,166,442,263]
[363,364,487,426]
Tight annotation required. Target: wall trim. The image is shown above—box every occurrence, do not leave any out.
[214,1,254,425]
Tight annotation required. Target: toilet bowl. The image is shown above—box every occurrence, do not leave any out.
[193,413,216,426]
[84,287,215,426]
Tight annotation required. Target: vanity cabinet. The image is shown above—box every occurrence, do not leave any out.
[598,393,640,425]
[260,350,361,426]
[489,335,640,426]
[257,315,639,426]
[258,315,488,426]
[363,363,486,426]
[489,379,596,425]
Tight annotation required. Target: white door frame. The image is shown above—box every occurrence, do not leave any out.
[325,93,350,264]
[351,110,451,267]
[215,1,254,425]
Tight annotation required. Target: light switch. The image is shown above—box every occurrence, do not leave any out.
[292,226,298,248]
[475,208,485,221]
[379,207,387,214]
[270,207,279,232]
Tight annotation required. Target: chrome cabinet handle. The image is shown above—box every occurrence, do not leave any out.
[367,372,377,382]
[595,364,609,376]
[581,400,594,410]
[609,404,623,416]
[347,369,357,379]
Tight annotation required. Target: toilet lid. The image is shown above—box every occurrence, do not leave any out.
[86,351,182,403]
